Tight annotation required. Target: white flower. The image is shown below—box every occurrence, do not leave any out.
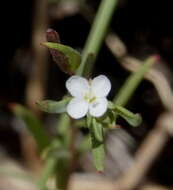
[66,75,111,119]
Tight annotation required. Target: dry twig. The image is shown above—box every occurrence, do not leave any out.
[106,34,173,112]
[23,0,49,173]
[106,33,173,190]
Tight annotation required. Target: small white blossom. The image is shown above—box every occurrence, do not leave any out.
[66,75,111,119]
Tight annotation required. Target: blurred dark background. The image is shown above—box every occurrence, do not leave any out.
[0,0,173,187]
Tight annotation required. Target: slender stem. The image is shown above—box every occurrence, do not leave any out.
[113,56,157,107]
[57,113,71,138]
[55,154,71,190]
[55,119,77,190]
[26,0,48,113]
[37,158,57,190]
[53,0,118,189]
[77,0,118,76]
[24,0,48,173]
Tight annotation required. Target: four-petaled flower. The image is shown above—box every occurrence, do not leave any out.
[66,75,111,119]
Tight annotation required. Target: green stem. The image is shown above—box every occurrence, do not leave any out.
[77,0,118,76]
[113,56,157,107]
[52,0,119,188]
[57,113,71,139]
[37,158,57,190]
[55,155,71,190]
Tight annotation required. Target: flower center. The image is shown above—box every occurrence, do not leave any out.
[84,92,96,103]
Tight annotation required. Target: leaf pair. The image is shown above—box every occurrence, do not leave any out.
[43,29,81,75]
[43,42,81,75]
[108,102,142,127]
[44,29,95,77]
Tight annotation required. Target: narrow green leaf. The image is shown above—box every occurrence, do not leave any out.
[114,56,157,106]
[90,120,105,171]
[92,118,103,142]
[11,104,50,151]
[91,139,105,172]
[37,98,71,114]
[55,150,71,190]
[42,148,71,190]
[55,113,72,148]
[42,139,62,160]
[37,157,57,190]
[114,105,142,127]
[56,113,71,138]
[42,42,81,75]
[98,109,116,129]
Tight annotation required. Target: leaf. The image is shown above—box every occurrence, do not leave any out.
[42,139,62,160]
[37,157,57,190]
[114,105,142,127]
[98,108,116,129]
[92,118,103,142]
[11,104,50,151]
[37,97,71,114]
[90,119,105,171]
[55,150,71,190]
[57,113,71,138]
[91,138,105,172]
[114,56,157,106]
[42,42,81,75]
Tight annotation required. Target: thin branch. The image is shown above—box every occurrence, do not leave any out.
[22,0,49,173]
[26,0,48,113]
[77,0,119,76]
[114,112,173,190]
[106,34,173,112]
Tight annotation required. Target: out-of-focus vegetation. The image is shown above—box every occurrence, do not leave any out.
[0,0,173,190]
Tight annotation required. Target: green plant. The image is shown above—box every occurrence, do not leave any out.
[12,0,158,189]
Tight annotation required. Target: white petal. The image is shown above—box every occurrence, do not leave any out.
[67,98,89,119]
[89,98,108,117]
[91,75,111,97]
[66,75,90,97]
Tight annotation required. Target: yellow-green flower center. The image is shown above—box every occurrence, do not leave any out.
[84,93,96,103]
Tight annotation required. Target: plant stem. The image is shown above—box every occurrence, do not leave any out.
[77,0,118,76]
[53,0,118,189]
[55,155,71,190]
[37,158,57,190]
[113,56,157,107]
